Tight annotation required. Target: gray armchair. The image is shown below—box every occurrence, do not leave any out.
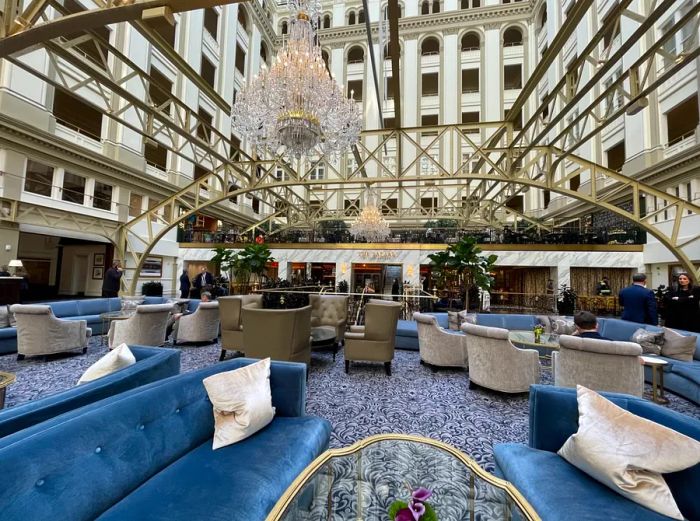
[218,295,263,361]
[553,335,643,396]
[344,300,401,375]
[108,304,173,349]
[173,301,220,344]
[414,312,468,369]
[241,305,312,365]
[309,294,349,344]
[461,323,540,393]
[12,305,91,360]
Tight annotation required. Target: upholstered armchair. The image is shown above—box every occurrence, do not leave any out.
[173,301,220,344]
[12,305,91,360]
[217,295,263,361]
[309,294,349,344]
[241,305,312,365]
[460,323,540,393]
[344,300,401,375]
[107,304,174,349]
[553,335,643,396]
[413,312,468,369]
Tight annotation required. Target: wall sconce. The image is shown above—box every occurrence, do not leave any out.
[340,262,348,275]
[406,265,415,277]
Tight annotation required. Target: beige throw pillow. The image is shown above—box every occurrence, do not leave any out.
[447,311,460,331]
[661,328,696,362]
[203,358,276,450]
[0,306,9,328]
[78,343,136,384]
[558,386,700,520]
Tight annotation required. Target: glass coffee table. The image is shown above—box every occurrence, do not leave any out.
[99,311,134,346]
[266,434,540,521]
[508,331,560,361]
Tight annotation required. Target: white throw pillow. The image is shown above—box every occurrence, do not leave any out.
[203,358,276,450]
[77,343,136,384]
[558,386,700,520]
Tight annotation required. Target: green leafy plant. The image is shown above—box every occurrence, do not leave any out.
[211,244,275,293]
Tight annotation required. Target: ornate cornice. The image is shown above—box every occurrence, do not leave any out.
[247,0,277,50]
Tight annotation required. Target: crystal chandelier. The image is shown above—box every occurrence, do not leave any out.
[350,186,391,242]
[232,0,362,159]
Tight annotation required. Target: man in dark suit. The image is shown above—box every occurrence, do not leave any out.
[573,311,611,340]
[179,269,191,298]
[619,273,658,325]
[102,261,123,298]
[192,266,214,298]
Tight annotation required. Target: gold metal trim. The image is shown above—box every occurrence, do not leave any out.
[0,371,16,388]
[265,433,541,521]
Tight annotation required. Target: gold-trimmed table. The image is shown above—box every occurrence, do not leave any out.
[99,311,134,346]
[266,434,540,521]
[508,330,560,362]
[640,356,669,404]
[0,371,16,409]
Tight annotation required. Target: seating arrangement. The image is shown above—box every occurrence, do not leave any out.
[309,294,349,345]
[242,305,312,364]
[218,294,263,361]
[413,312,468,369]
[0,358,331,520]
[345,300,401,375]
[461,323,540,393]
[107,304,174,349]
[0,346,180,445]
[11,304,92,360]
[173,301,220,344]
[553,335,644,396]
[494,385,700,521]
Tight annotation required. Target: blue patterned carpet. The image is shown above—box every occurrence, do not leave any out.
[1,337,698,471]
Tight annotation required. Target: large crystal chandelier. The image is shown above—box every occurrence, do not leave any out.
[232,0,362,159]
[350,186,391,242]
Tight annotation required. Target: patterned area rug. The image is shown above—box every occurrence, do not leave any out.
[1,337,699,471]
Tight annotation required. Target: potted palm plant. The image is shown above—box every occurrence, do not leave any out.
[211,244,275,294]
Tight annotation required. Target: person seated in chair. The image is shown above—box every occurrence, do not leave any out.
[572,310,611,340]
[166,291,211,341]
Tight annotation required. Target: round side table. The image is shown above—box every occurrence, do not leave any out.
[0,371,16,409]
[640,356,669,404]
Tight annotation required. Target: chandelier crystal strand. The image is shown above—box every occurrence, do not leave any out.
[350,186,391,242]
[232,0,362,159]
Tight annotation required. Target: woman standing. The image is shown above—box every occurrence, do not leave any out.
[664,273,700,332]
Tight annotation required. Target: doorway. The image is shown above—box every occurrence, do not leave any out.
[72,255,89,296]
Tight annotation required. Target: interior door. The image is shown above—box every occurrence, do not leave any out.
[72,255,88,296]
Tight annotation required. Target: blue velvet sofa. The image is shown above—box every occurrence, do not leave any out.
[0,357,331,520]
[494,385,700,521]
[0,297,201,354]
[0,345,180,445]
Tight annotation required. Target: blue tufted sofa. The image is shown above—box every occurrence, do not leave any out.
[0,345,180,445]
[0,357,331,520]
[494,385,700,521]
[0,297,201,354]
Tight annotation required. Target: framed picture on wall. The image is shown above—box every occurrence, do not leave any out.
[92,267,104,280]
[141,256,163,278]
[93,253,105,266]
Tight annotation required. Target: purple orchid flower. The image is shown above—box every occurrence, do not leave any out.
[395,508,414,521]
[411,487,433,502]
[409,500,426,521]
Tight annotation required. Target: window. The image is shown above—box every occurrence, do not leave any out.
[235,44,246,75]
[421,37,440,56]
[348,46,364,63]
[666,96,699,145]
[422,73,439,96]
[385,76,395,99]
[348,80,363,101]
[197,108,213,142]
[323,14,331,28]
[281,21,288,35]
[421,197,438,213]
[432,1,440,13]
[149,67,173,114]
[421,1,430,14]
[62,172,86,204]
[606,141,625,172]
[461,0,481,8]
[384,117,395,128]
[310,164,325,180]
[461,32,480,51]
[24,160,54,196]
[382,198,397,215]
[322,50,330,68]
[201,55,216,88]
[461,69,479,93]
[53,90,103,139]
[145,140,168,171]
[506,195,524,213]
[252,197,260,213]
[504,108,522,130]
[144,17,176,47]
[93,181,113,211]
[601,12,620,49]
[194,165,209,191]
[503,64,522,89]
[237,7,248,32]
[421,114,438,126]
[348,11,356,25]
[358,9,365,23]
[230,134,241,160]
[129,193,143,218]
[461,111,479,134]
[503,27,523,46]
[260,43,268,66]
[275,166,288,181]
[63,0,111,69]
[204,8,218,40]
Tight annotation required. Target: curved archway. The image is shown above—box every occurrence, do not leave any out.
[461,32,480,51]
[421,37,440,56]
[503,26,523,46]
[347,45,365,63]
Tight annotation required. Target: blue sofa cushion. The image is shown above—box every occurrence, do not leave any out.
[143,297,165,305]
[48,301,80,318]
[97,416,331,521]
[599,318,650,343]
[396,320,417,337]
[76,299,111,316]
[427,312,448,328]
[494,444,671,521]
[0,327,16,339]
[63,314,100,323]
[670,362,700,386]
[108,298,122,311]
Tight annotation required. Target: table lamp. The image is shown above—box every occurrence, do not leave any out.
[8,259,22,276]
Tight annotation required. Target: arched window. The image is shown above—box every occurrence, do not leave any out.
[237,7,248,32]
[323,14,331,28]
[348,11,356,25]
[421,37,440,56]
[281,21,288,35]
[384,41,401,60]
[358,9,365,23]
[321,50,330,68]
[260,42,268,65]
[539,5,547,29]
[503,27,523,46]
[421,1,430,14]
[347,46,365,63]
[432,0,440,13]
[461,32,480,51]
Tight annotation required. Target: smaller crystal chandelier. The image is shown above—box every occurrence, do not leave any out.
[350,186,391,242]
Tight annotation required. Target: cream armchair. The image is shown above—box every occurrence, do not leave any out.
[309,294,349,344]
[218,295,263,361]
[460,323,540,393]
[553,335,643,396]
[241,305,312,365]
[173,301,220,344]
[414,312,468,369]
[12,305,91,360]
[344,300,401,375]
[108,304,174,349]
